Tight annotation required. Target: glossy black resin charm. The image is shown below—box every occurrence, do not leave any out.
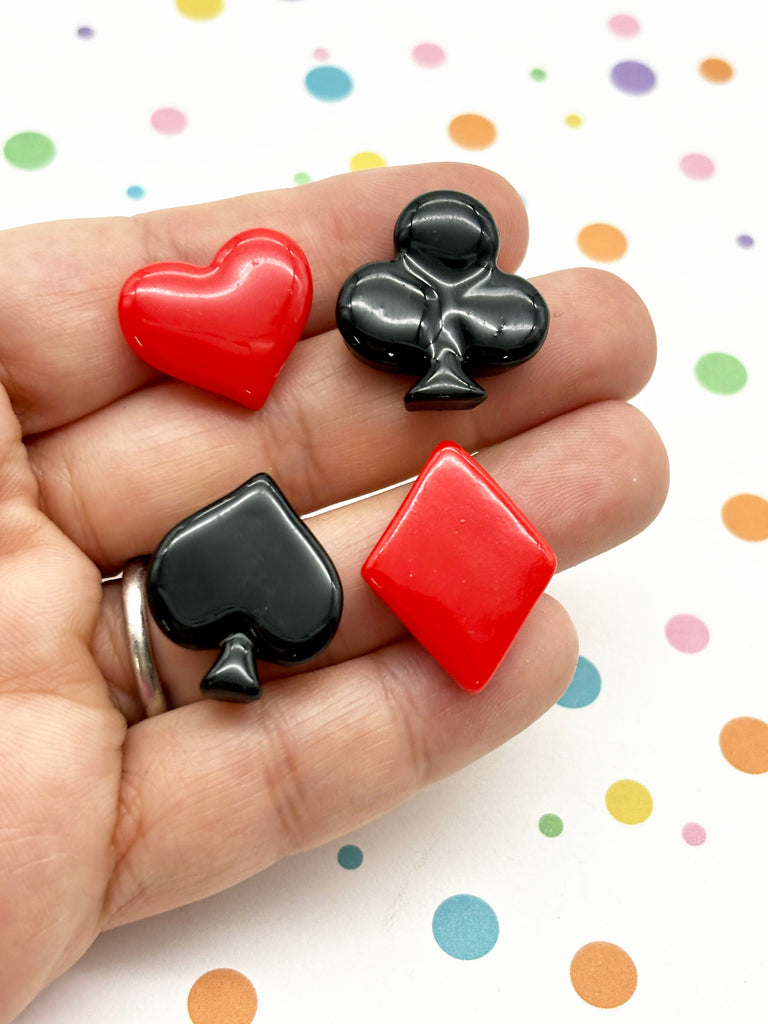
[147,475,342,702]
[336,190,549,410]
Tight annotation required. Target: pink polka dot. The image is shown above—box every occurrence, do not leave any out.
[313,47,330,61]
[608,14,640,37]
[680,153,715,180]
[682,822,707,846]
[665,614,710,653]
[150,107,188,135]
[412,42,446,68]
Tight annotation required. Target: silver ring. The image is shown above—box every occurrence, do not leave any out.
[122,559,169,717]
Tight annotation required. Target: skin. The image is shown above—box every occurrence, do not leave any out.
[0,162,668,1022]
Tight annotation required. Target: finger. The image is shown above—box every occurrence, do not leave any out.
[102,592,577,929]
[2,163,526,435]
[30,268,656,568]
[93,400,668,722]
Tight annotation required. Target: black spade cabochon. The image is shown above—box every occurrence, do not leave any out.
[147,474,343,702]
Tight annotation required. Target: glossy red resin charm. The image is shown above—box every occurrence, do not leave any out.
[362,441,557,693]
[119,228,312,409]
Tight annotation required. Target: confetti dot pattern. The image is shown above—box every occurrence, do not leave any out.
[721,494,768,541]
[176,0,225,19]
[665,614,710,653]
[432,895,499,960]
[682,823,707,846]
[350,151,386,171]
[720,718,768,774]
[337,844,363,869]
[606,780,653,824]
[305,66,353,101]
[611,60,656,94]
[448,113,497,150]
[699,58,733,83]
[680,153,715,180]
[412,43,445,68]
[539,813,564,837]
[151,108,188,134]
[695,353,747,394]
[187,969,257,1024]
[4,131,56,169]
[608,14,640,37]
[558,656,601,708]
[570,942,638,1008]
[577,223,627,261]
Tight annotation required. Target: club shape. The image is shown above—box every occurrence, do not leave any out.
[147,475,343,702]
[336,190,549,410]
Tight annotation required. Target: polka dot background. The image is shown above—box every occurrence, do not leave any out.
[7,1,767,1020]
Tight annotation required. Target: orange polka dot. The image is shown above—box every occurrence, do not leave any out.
[577,223,628,262]
[448,113,497,150]
[570,941,638,1008]
[721,493,768,541]
[720,717,768,774]
[187,969,258,1024]
[699,58,734,83]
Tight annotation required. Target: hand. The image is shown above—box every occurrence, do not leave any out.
[0,162,667,1022]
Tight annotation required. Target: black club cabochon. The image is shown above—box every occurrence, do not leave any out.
[336,190,550,410]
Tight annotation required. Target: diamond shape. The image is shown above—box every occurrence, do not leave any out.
[362,441,556,692]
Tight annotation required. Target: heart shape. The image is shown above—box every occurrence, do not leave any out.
[119,228,313,409]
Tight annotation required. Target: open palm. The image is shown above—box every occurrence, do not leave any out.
[0,162,668,1022]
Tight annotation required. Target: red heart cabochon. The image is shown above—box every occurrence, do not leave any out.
[119,229,312,410]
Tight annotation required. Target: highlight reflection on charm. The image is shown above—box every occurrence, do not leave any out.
[336,190,549,410]
[147,475,342,702]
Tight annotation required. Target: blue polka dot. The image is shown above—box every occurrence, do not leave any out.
[557,656,601,708]
[126,185,146,200]
[305,66,353,101]
[432,894,499,960]
[337,844,363,869]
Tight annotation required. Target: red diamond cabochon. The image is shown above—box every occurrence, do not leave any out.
[362,441,557,693]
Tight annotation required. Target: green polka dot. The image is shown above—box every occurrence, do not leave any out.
[4,132,56,170]
[530,68,547,82]
[539,813,564,837]
[293,172,311,185]
[695,352,747,394]
[337,844,363,869]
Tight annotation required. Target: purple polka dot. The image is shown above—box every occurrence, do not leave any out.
[413,43,446,68]
[77,26,94,39]
[737,234,755,248]
[680,153,715,180]
[608,14,640,37]
[150,108,188,135]
[682,822,707,846]
[611,60,656,94]
[665,614,710,653]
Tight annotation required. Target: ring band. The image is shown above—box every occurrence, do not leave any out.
[122,559,169,717]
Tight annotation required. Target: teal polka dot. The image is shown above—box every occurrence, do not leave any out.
[432,894,499,960]
[558,656,601,708]
[337,844,363,869]
[126,185,146,199]
[305,66,353,101]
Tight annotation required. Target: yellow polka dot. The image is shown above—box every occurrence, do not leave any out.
[577,222,628,262]
[722,493,768,541]
[699,57,734,83]
[448,113,497,150]
[571,942,638,1008]
[720,717,768,774]
[605,780,653,824]
[176,0,225,20]
[187,969,257,1024]
[564,113,583,128]
[350,151,387,171]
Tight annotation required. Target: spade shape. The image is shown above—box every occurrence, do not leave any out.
[147,475,343,702]
[336,190,549,410]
